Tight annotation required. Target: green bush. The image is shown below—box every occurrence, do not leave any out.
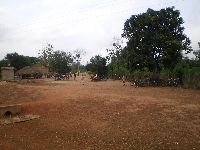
[183,67,200,89]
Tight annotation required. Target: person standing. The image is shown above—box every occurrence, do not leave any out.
[74,73,76,80]
[81,74,85,85]
[122,75,126,86]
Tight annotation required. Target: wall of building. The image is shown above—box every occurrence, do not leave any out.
[1,67,14,81]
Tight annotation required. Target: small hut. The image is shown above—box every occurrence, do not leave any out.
[16,63,48,75]
[15,66,33,75]
[1,67,15,81]
[30,64,48,74]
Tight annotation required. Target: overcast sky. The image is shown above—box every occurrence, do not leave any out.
[0,0,199,64]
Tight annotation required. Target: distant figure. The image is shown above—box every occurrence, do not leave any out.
[69,72,72,77]
[74,73,76,80]
[122,75,126,86]
[94,74,98,79]
[131,82,136,87]
[81,74,85,85]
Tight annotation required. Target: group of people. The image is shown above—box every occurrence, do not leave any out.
[73,73,129,86]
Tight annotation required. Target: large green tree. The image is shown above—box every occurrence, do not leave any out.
[0,59,9,68]
[122,7,192,72]
[49,50,73,74]
[38,44,74,74]
[86,55,107,77]
[5,52,38,70]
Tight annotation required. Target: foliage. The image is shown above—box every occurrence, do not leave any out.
[173,54,200,89]
[107,38,128,78]
[5,52,38,70]
[109,65,129,77]
[86,55,107,77]
[49,50,73,74]
[183,67,200,89]
[38,44,73,74]
[38,43,54,68]
[173,59,189,84]
[106,38,124,62]
[0,59,9,68]
[122,7,192,72]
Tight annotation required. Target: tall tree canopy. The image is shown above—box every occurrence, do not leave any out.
[49,50,73,74]
[38,43,54,68]
[86,55,107,77]
[0,59,9,68]
[122,7,192,72]
[5,52,38,70]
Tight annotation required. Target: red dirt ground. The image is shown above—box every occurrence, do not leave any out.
[0,75,200,150]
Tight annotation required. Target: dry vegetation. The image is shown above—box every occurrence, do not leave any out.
[0,76,200,150]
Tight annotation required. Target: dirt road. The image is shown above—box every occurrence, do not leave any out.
[0,76,200,150]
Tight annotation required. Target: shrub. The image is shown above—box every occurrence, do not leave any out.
[183,67,200,89]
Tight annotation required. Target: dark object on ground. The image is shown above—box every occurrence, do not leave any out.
[0,104,22,117]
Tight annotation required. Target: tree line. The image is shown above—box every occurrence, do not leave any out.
[0,44,85,75]
[0,52,38,70]
[0,7,200,88]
